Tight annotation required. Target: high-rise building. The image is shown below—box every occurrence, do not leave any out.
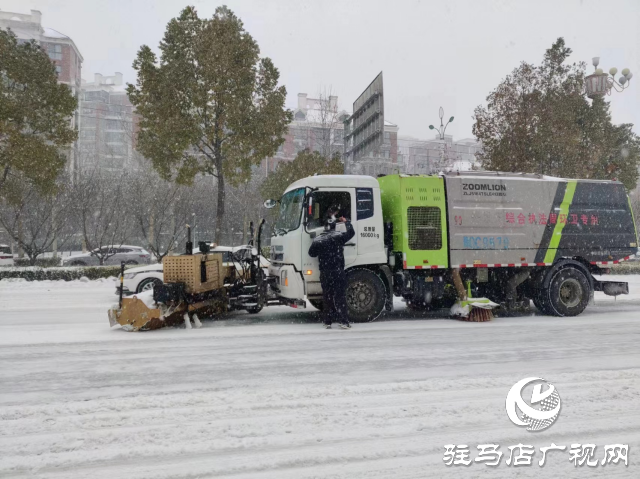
[0,9,83,174]
[78,73,139,174]
[262,93,399,176]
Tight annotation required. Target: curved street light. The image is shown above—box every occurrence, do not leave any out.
[429,107,454,140]
[585,57,632,98]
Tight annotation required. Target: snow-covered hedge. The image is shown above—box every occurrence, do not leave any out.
[0,265,128,281]
[13,257,62,267]
[609,263,640,275]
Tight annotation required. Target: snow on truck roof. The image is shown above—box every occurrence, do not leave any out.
[284,173,619,194]
[438,171,621,184]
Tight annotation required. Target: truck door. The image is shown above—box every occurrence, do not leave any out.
[306,188,357,266]
[356,187,384,263]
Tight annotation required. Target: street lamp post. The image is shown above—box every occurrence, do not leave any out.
[429,107,454,140]
[428,107,455,173]
[585,57,632,98]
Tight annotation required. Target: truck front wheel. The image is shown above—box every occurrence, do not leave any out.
[546,266,591,317]
[346,269,386,322]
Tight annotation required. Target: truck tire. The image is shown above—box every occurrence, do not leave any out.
[309,299,324,311]
[530,270,553,315]
[546,266,591,317]
[532,295,550,315]
[346,269,386,322]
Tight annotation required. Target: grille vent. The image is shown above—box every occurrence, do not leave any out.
[408,206,442,250]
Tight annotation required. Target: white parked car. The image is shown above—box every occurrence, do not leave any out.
[63,245,152,266]
[0,244,14,266]
[116,245,270,295]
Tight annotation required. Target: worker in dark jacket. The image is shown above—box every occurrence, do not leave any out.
[308,206,355,329]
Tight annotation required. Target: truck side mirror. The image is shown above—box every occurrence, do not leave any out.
[263,199,278,209]
[304,193,317,225]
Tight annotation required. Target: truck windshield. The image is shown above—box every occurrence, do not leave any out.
[275,188,305,233]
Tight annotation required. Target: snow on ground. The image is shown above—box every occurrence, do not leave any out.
[1,276,640,478]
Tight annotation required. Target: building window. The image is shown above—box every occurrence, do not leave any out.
[82,117,97,128]
[84,91,109,103]
[105,131,125,143]
[105,119,122,130]
[55,65,62,76]
[294,111,306,121]
[47,44,62,60]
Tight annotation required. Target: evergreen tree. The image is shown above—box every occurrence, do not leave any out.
[473,38,640,189]
[0,29,77,194]
[260,150,344,200]
[127,6,292,243]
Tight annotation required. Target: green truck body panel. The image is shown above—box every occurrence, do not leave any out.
[378,174,638,270]
[378,175,449,269]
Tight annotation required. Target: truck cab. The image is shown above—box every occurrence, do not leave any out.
[267,175,391,320]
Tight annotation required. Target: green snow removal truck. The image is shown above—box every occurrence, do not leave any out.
[265,172,638,321]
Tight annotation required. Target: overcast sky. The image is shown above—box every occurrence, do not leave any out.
[4,0,639,140]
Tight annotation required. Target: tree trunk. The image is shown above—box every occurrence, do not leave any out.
[149,214,155,248]
[17,218,24,259]
[215,174,225,244]
[169,214,176,256]
[52,209,58,259]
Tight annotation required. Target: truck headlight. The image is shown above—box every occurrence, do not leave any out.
[124,272,138,279]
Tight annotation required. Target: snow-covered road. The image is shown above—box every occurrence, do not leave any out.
[1,277,639,478]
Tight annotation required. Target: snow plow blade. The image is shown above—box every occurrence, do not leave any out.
[108,296,169,332]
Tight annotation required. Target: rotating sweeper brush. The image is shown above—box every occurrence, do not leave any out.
[450,268,498,322]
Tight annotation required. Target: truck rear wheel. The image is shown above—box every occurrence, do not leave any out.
[346,269,386,323]
[546,266,591,317]
[532,295,550,315]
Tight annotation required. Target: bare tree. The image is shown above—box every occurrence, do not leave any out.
[224,173,268,245]
[0,178,74,265]
[70,168,133,265]
[128,169,195,261]
[312,87,343,159]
